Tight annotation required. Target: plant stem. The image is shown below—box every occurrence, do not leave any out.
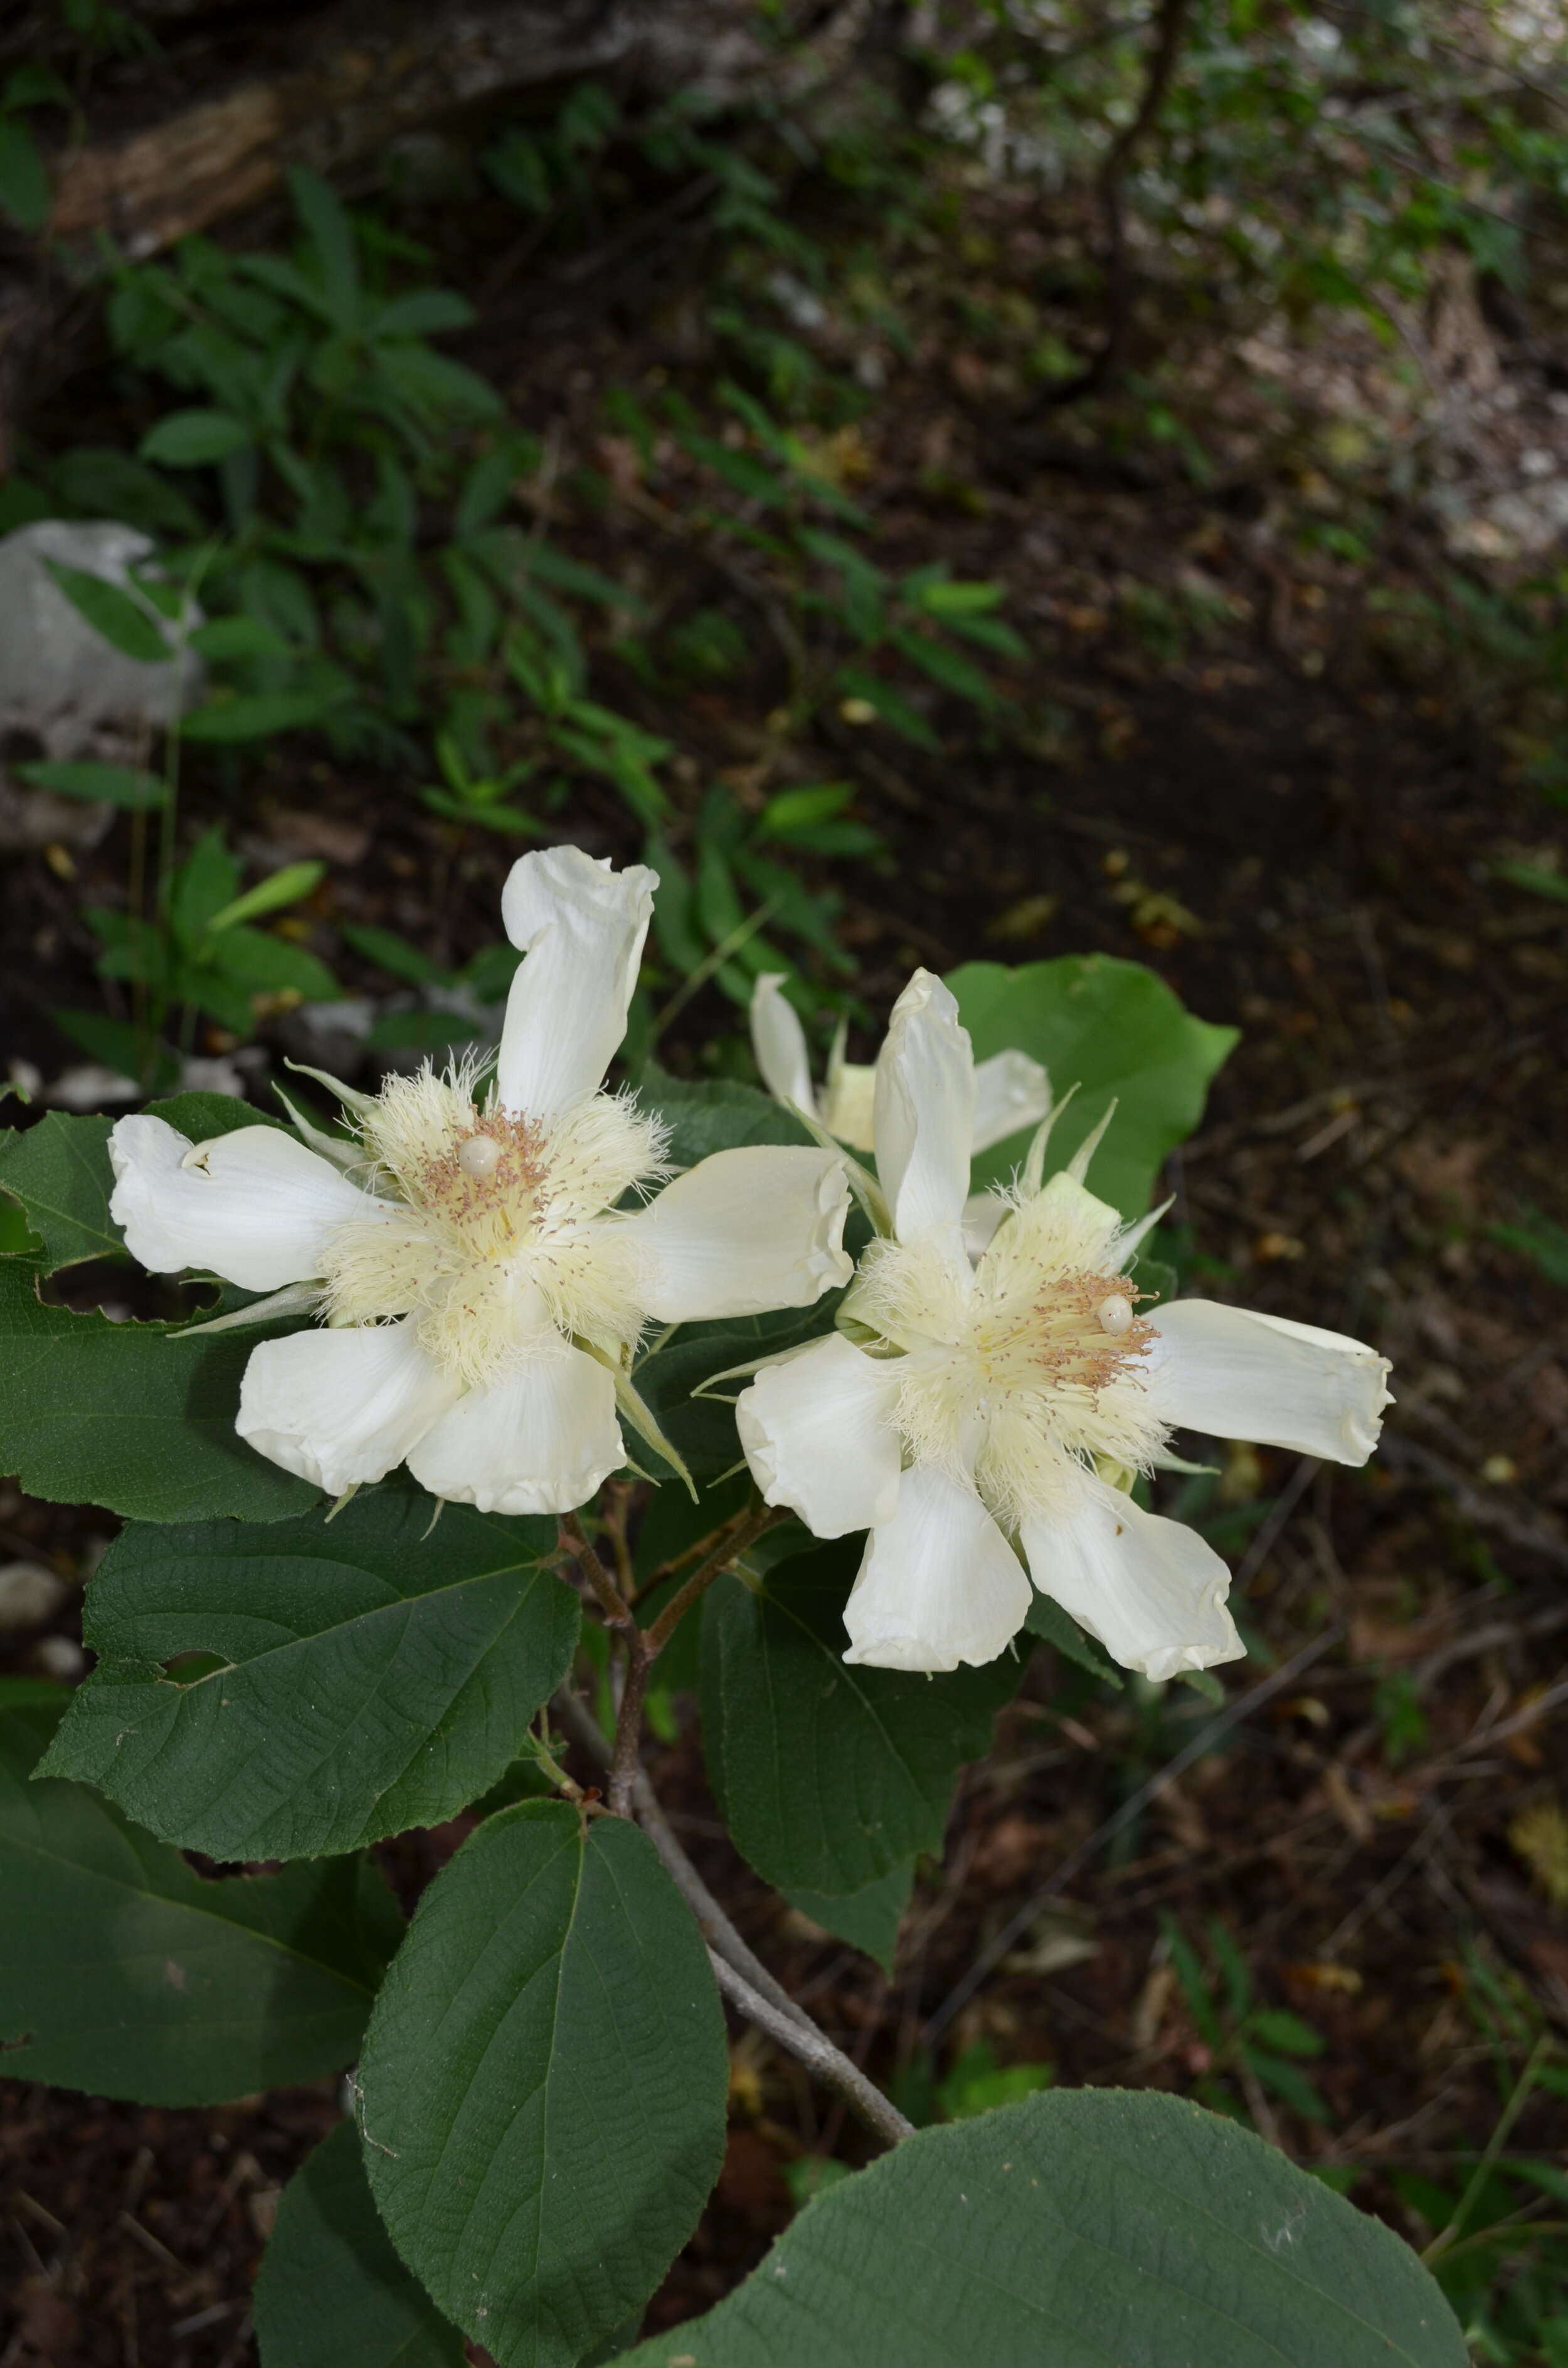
[1424,2029,1554,2261]
[706,1951,914,2152]
[551,1682,911,2147]
[556,1508,634,1630]
[553,1686,815,2036]
[644,1500,785,1658]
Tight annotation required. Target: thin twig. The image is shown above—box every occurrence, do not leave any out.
[924,1624,1345,2042]
[645,1501,785,1657]
[1425,2031,1555,2262]
[554,1685,829,2036]
[706,1949,913,2150]
[556,1509,633,1628]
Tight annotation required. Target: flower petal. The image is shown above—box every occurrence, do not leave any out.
[1022,1478,1242,1684]
[109,1114,381,1291]
[237,1319,459,1496]
[843,1463,1030,1672]
[819,1059,877,1154]
[1145,1300,1392,1465]
[406,1342,622,1516]
[737,1333,903,1537]
[496,846,657,1115]
[749,974,817,1116]
[873,969,975,1253]
[961,1189,1009,1262]
[623,1145,851,1322]
[971,1049,1051,1154]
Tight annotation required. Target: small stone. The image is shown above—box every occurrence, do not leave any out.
[0,1561,68,1633]
[34,1635,85,1681]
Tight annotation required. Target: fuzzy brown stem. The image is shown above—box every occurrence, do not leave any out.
[556,1509,634,1631]
[644,1500,785,1659]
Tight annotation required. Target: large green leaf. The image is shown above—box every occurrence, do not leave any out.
[359,1800,729,2368]
[618,2088,1467,2368]
[0,1111,119,1271]
[0,1255,317,1521]
[41,1490,575,1862]
[0,1681,399,2105]
[951,955,1236,1218]
[701,1541,1015,1896]
[254,2121,465,2368]
[0,1095,280,1278]
[639,1065,813,1164]
[781,1862,914,1972]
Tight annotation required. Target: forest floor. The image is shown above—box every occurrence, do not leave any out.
[3,161,1568,2366]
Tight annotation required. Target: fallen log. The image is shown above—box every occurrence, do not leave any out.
[46,0,770,259]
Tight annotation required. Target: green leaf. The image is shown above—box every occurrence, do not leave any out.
[617,2088,1468,2368]
[44,561,169,664]
[146,1088,280,1144]
[0,1256,317,1521]
[835,665,942,750]
[1020,1590,1123,1688]
[1492,858,1568,905]
[359,1800,729,2368]
[15,760,164,808]
[139,410,253,467]
[950,955,1237,1219]
[0,1682,399,2106]
[0,116,49,230]
[44,1490,576,1861]
[180,690,328,742]
[702,1542,1015,1894]
[0,1110,122,1273]
[632,1304,838,1481]
[639,1065,813,1164]
[781,1862,914,1972]
[206,860,326,933]
[254,2121,465,2368]
[340,923,453,989]
[186,615,290,662]
[209,926,341,1003]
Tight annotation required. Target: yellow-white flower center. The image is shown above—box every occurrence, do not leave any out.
[845,1172,1167,1526]
[316,1066,665,1391]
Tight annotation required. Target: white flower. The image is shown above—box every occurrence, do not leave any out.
[109,846,853,1516]
[736,969,1392,1679]
[750,971,1049,1160]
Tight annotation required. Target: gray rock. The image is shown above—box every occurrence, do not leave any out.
[0,518,204,767]
[0,1560,68,1633]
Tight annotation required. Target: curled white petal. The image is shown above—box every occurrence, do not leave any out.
[623,1145,851,1322]
[109,1114,381,1291]
[406,1342,622,1515]
[496,846,657,1115]
[750,974,817,1117]
[843,1463,1030,1672]
[237,1319,459,1495]
[818,1058,877,1153]
[1022,1478,1242,1684]
[961,1189,1009,1263]
[1145,1300,1392,1465]
[971,1049,1051,1154]
[737,1333,903,1538]
[873,969,976,1253]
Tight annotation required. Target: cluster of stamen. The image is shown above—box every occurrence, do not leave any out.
[413,1111,549,1243]
[971,1273,1153,1404]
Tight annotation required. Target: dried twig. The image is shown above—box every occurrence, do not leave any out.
[706,1950,913,2151]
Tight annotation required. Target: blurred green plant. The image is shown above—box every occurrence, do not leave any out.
[1163,1912,1330,2129]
